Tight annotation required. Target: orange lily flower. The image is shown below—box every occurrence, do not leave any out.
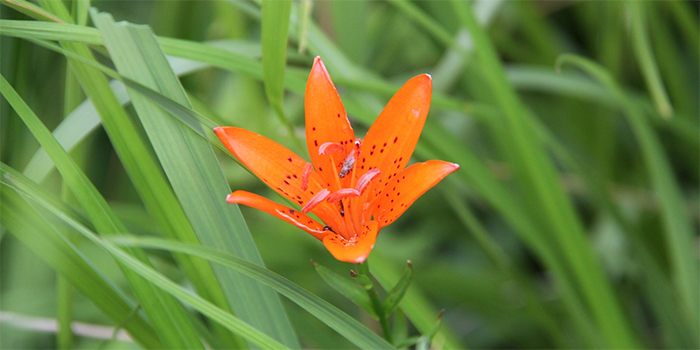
[215,57,459,263]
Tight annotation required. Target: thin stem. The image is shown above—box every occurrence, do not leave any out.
[357,261,393,344]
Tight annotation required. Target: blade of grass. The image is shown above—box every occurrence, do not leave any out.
[1,73,204,349]
[261,0,296,140]
[0,168,161,349]
[628,1,674,119]
[110,236,396,350]
[23,56,209,183]
[36,2,241,347]
[91,10,299,348]
[557,53,700,341]
[3,170,395,350]
[453,3,640,348]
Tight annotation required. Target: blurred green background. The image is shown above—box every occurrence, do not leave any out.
[1,0,698,349]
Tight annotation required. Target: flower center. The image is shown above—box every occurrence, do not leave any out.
[305,141,380,239]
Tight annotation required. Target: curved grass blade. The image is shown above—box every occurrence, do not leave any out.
[0,173,161,349]
[109,236,396,350]
[0,73,204,349]
[3,182,290,350]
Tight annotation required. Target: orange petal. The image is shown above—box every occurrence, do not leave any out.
[323,220,379,263]
[372,160,459,227]
[214,127,335,223]
[305,57,356,191]
[356,74,432,184]
[227,191,330,241]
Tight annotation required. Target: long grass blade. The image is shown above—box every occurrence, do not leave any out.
[557,54,699,343]
[90,10,300,348]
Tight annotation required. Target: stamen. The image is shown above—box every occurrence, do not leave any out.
[318,142,344,155]
[356,168,381,194]
[302,188,330,214]
[326,188,360,203]
[301,162,313,191]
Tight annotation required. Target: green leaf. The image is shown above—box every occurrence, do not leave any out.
[23,57,208,183]
[90,10,300,348]
[383,261,413,315]
[261,0,292,120]
[311,260,377,318]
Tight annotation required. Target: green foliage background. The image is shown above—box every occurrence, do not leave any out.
[1,1,698,349]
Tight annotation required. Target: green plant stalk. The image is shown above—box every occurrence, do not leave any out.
[452,2,639,348]
[56,275,74,350]
[357,261,393,345]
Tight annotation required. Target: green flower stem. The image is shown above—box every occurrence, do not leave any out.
[357,261,393,344]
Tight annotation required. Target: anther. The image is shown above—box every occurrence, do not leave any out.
[326,188,360,203]
[356,168,381,194]
[318,142,344,155]
[301,162,313,191]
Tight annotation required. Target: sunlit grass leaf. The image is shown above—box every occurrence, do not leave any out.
[90,10,300,348]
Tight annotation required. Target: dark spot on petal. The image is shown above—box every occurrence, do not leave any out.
[314,140,318,146]
[312,127,316,131]
[286,175,291,179]
[393,137,398,143]
[293,174,297,178]
[372,145,376,149]
[284,180,290,185]
[289,209,296,215]
[383,142,387,147]
[287,157,293,162]
[337,113,341,118]
[319,167,323,171]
